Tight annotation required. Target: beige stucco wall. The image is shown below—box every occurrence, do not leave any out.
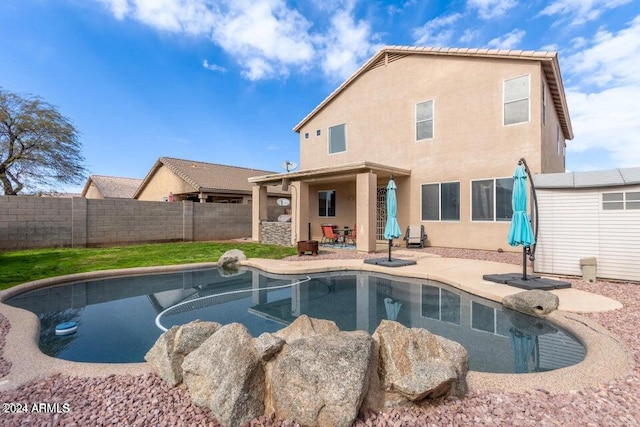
[84,183,104,199]
[307,181,357,241]
[136,165,194,201]
[297,55,566,251]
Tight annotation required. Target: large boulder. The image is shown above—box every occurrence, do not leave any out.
[373,320,468,401]
[255,332,285,361]
[218,249,246,274]
[144,320,220,386]
[182,323,264,427]
[502,289,559,317]
[273,314,340,343]
[269,330,374,427]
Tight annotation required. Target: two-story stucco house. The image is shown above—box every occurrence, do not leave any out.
[250,46,574,252]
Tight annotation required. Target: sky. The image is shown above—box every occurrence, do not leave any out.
[1,0,639,193]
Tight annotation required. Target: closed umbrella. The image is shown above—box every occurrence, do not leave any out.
[384,176,402,262]
[507,164,536,279]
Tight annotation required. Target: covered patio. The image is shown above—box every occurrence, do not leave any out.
[249,161,411,252]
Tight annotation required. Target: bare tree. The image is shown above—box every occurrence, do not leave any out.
[0,88,86,195]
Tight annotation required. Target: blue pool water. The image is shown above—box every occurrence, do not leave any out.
[5,267,585,373]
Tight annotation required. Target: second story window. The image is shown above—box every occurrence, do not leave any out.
[504,75,529,125]
[416,100,434,140]
[328,124,346,154]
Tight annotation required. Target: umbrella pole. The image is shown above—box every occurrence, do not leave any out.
[388,239,392,262]
[522,247,528,280]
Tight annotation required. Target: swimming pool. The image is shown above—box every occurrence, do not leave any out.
[5,266,585,373]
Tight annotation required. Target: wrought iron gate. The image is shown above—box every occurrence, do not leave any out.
[376,187,387,241]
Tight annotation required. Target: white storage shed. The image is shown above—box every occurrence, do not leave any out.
[533,167,640,282]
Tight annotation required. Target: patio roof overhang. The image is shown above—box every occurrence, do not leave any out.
[248,161,411,186]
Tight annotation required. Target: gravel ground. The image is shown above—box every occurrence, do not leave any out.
[1,249,638,426]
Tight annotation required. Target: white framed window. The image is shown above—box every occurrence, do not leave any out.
[328,124,346,154]
[416,100,434,140]
[421,284,461,325]
[557,125,563,155]
[504,75,530,125]
[421,182,460,221]
[470,301,511,336]
[603,192,640,210]
[471,178,513,222]
[542,81,546,126]
[304,132,309,139]
[318,190,336,216]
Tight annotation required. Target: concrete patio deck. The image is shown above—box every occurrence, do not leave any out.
[0,253,631,395]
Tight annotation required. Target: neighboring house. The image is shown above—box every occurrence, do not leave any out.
[135,157,289,204]
[533,167,640,281]
[82,175,143,199]
[250,46,573,251]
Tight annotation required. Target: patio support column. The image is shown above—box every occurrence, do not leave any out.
[356,275,377,332]
[356,171,377,252]
[252,184,268,242]
[292,181,309,244]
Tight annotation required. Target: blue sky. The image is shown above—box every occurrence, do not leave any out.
[1,0,639,193]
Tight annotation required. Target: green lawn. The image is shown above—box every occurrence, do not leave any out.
[0,241,297,291]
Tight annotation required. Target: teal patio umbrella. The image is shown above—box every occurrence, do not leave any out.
[507,164,536,279]
[384,176,402,261]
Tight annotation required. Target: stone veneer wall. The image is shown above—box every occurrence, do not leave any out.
[260,221,292,247]
[0,196,253,250]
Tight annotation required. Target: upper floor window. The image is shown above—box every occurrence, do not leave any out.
[504,75,529,125]
[319,190,336,216]
[471,178,513,221]
[542,81,546,126]
[328,124,346,154]
[416,100,434,140]
[421,284,461,325]
[421,182,460,221]
[557,125,563,155]
[603,192,640,210]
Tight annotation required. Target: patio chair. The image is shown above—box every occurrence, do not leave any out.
[404,224,427,248]
[346,224,357,246]
[320,224,339,245]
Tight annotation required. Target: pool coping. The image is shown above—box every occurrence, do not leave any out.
[0,258,632,395]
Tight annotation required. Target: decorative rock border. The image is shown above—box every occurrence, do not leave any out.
[145,316,469,427]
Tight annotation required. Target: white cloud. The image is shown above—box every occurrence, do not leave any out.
[564,16,640,87]
[459,29,479,44]
[566,86,640,167]
[209,0,315,80]
[94,0,380,82]
[467,0,517,19]
[563,17,640,167]
[319,6,381,81]
[540,43,559,51]
[202,60,226,73]
[539,0,632,26]
[487,28,525,49]
[96,0,130,19]
[413,13,462,46]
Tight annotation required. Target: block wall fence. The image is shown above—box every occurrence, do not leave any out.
[0,196,283,250]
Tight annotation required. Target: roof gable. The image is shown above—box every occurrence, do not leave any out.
[134,157,288,198]
[82,175,143,198]
[293,45,573,140]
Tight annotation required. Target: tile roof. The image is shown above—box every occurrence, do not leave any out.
[533,167,640,189]
[136,157,288,197]
[293,45,573,140]
[82,175,143,198]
